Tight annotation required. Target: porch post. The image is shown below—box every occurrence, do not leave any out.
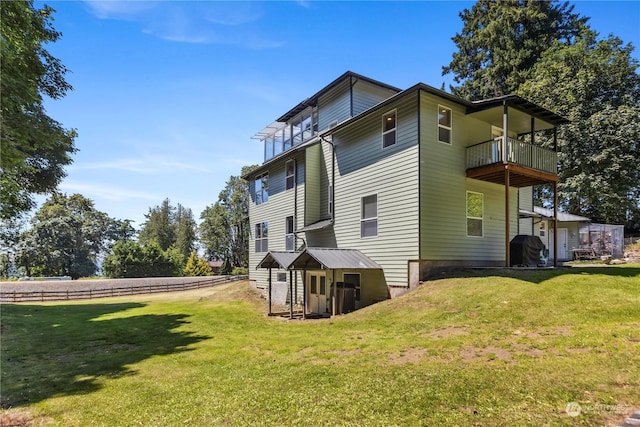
[332,269,337,316]
[302,269,307,320]
[505,169,511,267]
[502,101,509,164]
[553,181,558,267]
[289,270,294,319]
[268,268,272,315]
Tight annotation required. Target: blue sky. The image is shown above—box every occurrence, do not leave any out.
[41,1,640,228]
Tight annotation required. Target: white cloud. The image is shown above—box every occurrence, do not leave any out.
[69,156,210,174]
[59,181,161,202]
[82,0,283,48]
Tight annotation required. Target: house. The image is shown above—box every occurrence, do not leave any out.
[519,206,590,261]
[244,71,569,317]
[519,207,625,260]
[207,260,223,275]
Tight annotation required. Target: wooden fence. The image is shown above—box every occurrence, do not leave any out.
[0,275,248,303]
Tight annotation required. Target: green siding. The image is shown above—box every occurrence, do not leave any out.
[327,92,420,287]
[317,79,351,131]
[518,187,534,235]
[352,80,398,116]
[419,91,519,262]
[248,151,305,298]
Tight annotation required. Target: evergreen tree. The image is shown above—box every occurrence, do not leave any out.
[184,251,213,277]
[138,199,196,259]
[442,0,587,100]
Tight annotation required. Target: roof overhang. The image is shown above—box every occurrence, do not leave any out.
[256,251,302,269]
[533,206,591,222]
[289,248,382,270]
[296,219,333,233]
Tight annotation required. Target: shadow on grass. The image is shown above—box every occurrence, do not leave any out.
[429,265,640,284]
[1,302,208,407]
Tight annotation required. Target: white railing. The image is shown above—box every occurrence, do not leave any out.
[466,137,557,174]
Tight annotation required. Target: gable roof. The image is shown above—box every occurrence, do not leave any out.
[276,71,402,123]
[290,248,382,270]
[534,206,591,222]
[256,248,382,270]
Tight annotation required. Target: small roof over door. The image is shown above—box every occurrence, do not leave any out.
[256,251,301,269]
[289,248,382,270]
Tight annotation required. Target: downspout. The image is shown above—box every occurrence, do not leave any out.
[320,135,336,223]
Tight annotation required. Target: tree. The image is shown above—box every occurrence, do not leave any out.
[138,199,196,259]
[102,240,184,278]
[199,165,256,268]
[14,193,120,278]
[442,0,587,100]
[0,1,77,218]
[518,30,640,230]
[175,204,197,259]
[184,251,213,277]
[138,198,176,251]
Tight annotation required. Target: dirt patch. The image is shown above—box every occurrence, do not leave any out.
[389,348,427,365]
[0,407,50,427]
[460,345,512,362]
[427,326,469,339]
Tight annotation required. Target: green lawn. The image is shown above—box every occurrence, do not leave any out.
[1,266,639,426]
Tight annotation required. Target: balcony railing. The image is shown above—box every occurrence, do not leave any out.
[466,137,557,174]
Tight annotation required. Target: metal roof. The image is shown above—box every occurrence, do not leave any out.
[256,251,301,269]
[296,219,334,233]
[289,248,382,270]
[533,206,591,222]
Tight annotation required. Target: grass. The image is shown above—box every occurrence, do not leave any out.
[1,266,639,426]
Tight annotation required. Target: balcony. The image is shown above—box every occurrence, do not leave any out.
[466,137,558,187]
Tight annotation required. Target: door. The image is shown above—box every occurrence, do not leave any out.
[558,228,568,260]
[308,272,327,314]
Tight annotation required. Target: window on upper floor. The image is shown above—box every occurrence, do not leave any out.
[466,191,483,237]
[255,173,269,205]
[361,194,378,238]
[255,221,269,252]
[382,110,397,148]
[263,107,318,162]
[285,216,295,251]
[285,160,295,190]
[438,105,452,144]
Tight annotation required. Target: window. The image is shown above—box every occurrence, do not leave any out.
[382,110,396,148]
[466,191,483,237]
[328,184,333,216]
[285,160,295,190]
[438,105,452,144]
[361,194,378,238]
[343,273,361,302]
[255,173,269,205]
[285,216,295,251]
[277,272,287,282]
[255,222,269,252]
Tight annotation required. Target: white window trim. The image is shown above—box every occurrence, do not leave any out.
[466,191,484,238]
[255,221,269,252]
[285,160,295,191]
[255,172,269,205]
[438,105,452,145]
[360,193,378,239]
[285,215,295,251]
[381,109,397,149]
